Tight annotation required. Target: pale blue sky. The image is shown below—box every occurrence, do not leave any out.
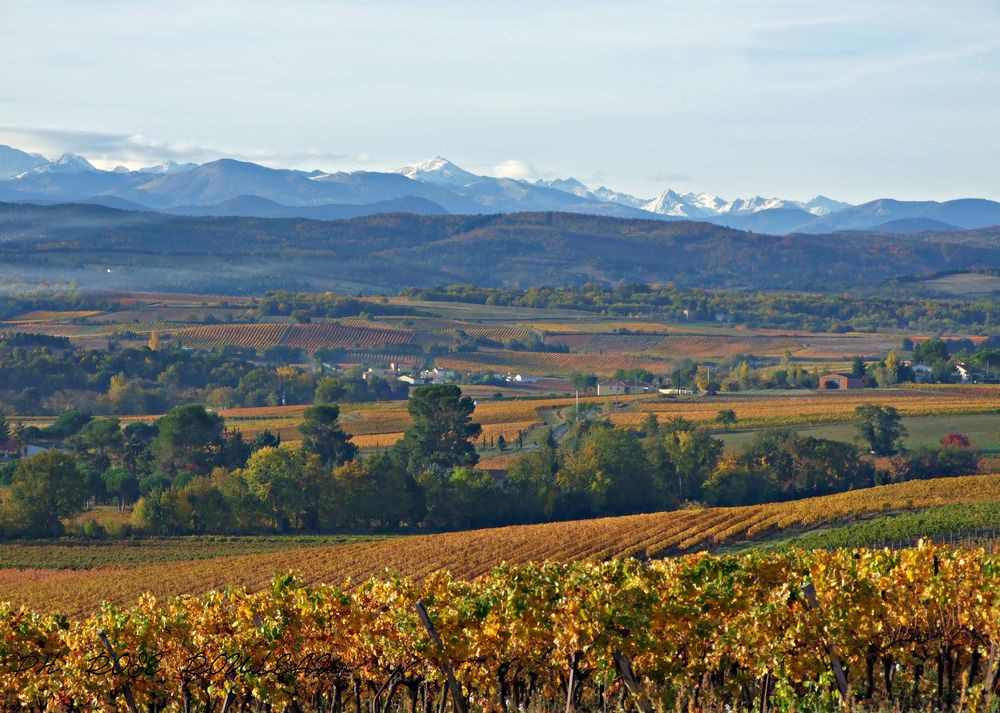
[1,0,998,202]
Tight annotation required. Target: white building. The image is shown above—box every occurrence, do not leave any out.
[598,380,635,396]
[507,373,538,384]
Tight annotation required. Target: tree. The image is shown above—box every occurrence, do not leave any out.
[331,454,421,531]
[695,367,719,394]
[250,429,281,452]
[299,404,357,467]
[314,376,346,404]
[741,430,873,497]
[120,422,156,485]
[569,372,598,392]
[663,428,723,501]
[107,373,142,413]
[873,352,901,387]
[702,458,777,506]
[914,338,949,364]
[7,451,89,536]
[505,439,561,522]
[557,425,657,517]
[153,403,225,476]
[940,432,972,449]
[715,409,737,426]
[394,385,482,472]
[855,404,907,456]
[102,466,140,512]
[733,361,753,390]
[242,446,305,532]
[43,410,92,440]
[72,417,124,474]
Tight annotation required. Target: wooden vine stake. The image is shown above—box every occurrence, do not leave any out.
[801,583,850,701]
[611,650,653,713]
[983,641,998,712]
[96,629,140,713]
[415,600,469,713]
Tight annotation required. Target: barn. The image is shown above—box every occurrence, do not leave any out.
[819,372,866,390]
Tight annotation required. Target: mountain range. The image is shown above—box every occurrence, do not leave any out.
[2,144,1000,234]
[2,203,999,296]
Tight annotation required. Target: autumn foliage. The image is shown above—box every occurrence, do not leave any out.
[0,543,998,711]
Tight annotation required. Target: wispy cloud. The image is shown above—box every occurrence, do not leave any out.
[490,159,540,180]
[0,126,369,171]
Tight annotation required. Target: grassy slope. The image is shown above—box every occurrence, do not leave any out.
[752,501,1000,551]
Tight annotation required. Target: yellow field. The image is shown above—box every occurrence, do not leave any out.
[3,473,999,616]
[9,310,103,321]
[529,320,681,333]
[613,389,1000,428]
[436,350,671,377]
[351,421,540,449]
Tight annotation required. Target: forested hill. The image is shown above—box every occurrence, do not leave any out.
[1,202,998,294]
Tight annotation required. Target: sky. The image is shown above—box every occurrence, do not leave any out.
[0,0,998,203]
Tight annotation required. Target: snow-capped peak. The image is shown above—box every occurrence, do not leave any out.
[535,177,592,199]
[802,195,852,216]
[136,161,198,175]
[31,153,98,174]
[644,189,726,217]
[395,156,480,186]
[718,196,790,215]
[644,188,853,218]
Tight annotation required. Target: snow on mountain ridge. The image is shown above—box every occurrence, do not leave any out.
[394,156,481,186]
[643,189,852,218]
[24,153,98,175]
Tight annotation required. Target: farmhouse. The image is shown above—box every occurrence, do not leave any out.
[818,373,865,390]
[363,364,399,380]
[506,373,538,384]
[908,363,933,383]
[954,362,982,383]
[0,440,26,461]
[597,379,638,396]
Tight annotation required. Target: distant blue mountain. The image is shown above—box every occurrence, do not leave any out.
[168,194,449,220]
[1,145,999,233]
[793,198,1000,233]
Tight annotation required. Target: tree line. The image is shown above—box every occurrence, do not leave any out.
[402,283,1000,334]
[0,389,985,539]
[0,335,407,416]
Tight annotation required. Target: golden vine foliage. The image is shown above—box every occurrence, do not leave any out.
[4,474,1000,616]
[0,544,998,711]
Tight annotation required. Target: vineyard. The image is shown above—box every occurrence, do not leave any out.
[336,350,422,368]
[3,474,999,616]
[349,421,539,450]
[177,322,415,354]
[435,350,670,377]
[463,326,539,343]
[8,310,103,321]
[649,334,803,358]
[205,389,999,447]
[0,544,998,711]
[544,332,666,353]
[94,291,253,308]
[613,389,1000,429]
[0,535,380,570]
